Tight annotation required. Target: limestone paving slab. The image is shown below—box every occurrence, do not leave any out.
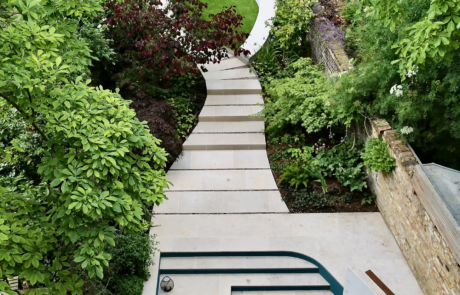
[183,134,266,150]
[145,213,423,295]
[170,150,270,170]
[154,191,288,214]
[205,95,264,106]
[159,256,316,270]
[207,79,262,95]
[202,68,257,80]
[157,273,329,295]
[193,121,265,133]
[165,169,278,191]
[199,58,247,72]
[199,105,263,121]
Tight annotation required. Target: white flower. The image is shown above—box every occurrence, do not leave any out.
[406,66,418,78]
[97,24,102,29]
[390,84,403,97]
[400,126,414,135]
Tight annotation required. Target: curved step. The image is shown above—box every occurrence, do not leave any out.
[206,80,262,95]
[157,273,329,295]
[199,106,263,122]
[193,121,265,133]
[203,68,257,80]
[165,169,278,191]
[156,191,288,213]
[199,58,247,72]
[183,134,265,150]
[204,94,264,106]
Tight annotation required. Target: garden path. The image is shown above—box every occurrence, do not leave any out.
[142,1,424,294]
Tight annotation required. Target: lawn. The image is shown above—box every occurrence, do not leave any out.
[203,0,259,34]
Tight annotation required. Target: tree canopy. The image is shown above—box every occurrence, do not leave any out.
[0,0,169,293]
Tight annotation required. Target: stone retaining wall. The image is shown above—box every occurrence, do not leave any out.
[363,119,460,295]
[308,16,460,293]
[307,18,352,76]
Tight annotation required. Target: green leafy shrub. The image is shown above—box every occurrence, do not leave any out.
[271,0,315,51]
[316,138,367,191]
[0,1,169,293]
[263,58,331,135]
[362,138,396,173]
[105,234,156,280]
[110,275,144,295]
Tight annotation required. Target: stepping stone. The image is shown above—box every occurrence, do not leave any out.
[206,80,262,95]
[205,94,264,106]
[199,58,247,72]
[165,169,278,191]
[170,150,270,170]
[199,105,263,122]
[202,68,257,80]
[183,134,265,150]
[192,121,265,133]
[156,191,288,213]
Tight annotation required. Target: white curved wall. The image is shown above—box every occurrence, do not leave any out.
[238,0,275,63]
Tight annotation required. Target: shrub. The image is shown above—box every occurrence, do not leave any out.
[263,58,330,135]
[315,137,368,191]
[362,138,396,173]
[111,275,144,295]
[131,99,182,162]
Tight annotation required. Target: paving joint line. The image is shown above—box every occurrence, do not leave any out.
[169,168,271,171]
[193,132,264,134]
[165,189,279,192]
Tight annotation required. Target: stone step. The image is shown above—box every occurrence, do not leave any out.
[160,256,317,270]
[232,291,334,295]
[205,94,264,106]
[193,121,265,133]
[183,134,265,150]
[202,68,257,80]
[165,169,278,191]
[157,273,329,295]
[170,150,270,170]
[199,106,263,122]
[206,79,262,95]
[199,58,247,72]
[156,191,288,213]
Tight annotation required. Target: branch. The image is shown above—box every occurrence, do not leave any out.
[0,92,49,142]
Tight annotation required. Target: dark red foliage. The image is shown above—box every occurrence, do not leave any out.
[105,0,250,81]
[130,99,183,162]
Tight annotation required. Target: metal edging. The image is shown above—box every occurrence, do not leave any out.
[159,268,318,275]
[155,251,344,295]
[231,285,332,291]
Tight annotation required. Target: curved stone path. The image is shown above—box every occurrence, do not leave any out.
[142,1,424,294]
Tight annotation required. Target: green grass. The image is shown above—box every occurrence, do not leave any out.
[203,0,259,34]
